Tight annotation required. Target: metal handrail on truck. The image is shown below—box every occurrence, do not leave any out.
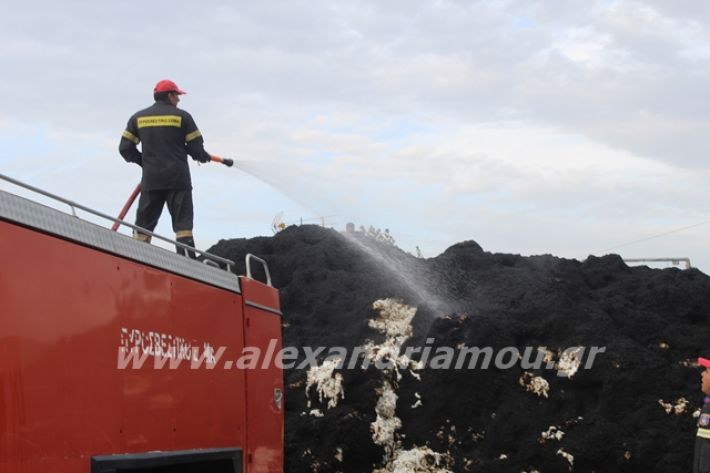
[246,254,273,287]
[0,173,236,272]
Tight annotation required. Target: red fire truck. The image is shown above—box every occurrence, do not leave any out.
[0,175,284,473]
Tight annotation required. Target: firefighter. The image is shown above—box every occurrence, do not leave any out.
[119,79,212,258]
[695,357,710,473]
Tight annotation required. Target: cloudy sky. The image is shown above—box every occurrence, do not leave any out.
[1,0,708,274]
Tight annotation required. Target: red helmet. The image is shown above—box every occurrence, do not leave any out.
[153,79,186,95]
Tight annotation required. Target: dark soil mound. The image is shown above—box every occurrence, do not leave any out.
[208,225,710,473]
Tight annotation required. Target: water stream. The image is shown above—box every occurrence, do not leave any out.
[343,232,453,318]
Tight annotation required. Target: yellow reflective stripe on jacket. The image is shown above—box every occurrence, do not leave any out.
[122,130,140,144]
[137,115,182,128]
[176,230,193,238]
[185,130,202,142]
[698,427,710,440]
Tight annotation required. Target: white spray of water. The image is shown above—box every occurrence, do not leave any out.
[235,158,455,318]
[234,158,334,217]
[344,233,452,317]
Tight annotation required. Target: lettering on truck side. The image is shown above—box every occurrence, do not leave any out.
[120,327,217,363]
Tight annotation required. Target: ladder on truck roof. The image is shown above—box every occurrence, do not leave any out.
[0,173,271,293]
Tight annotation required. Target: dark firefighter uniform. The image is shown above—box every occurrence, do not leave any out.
[119,81,211,257]
[696,398,710,472]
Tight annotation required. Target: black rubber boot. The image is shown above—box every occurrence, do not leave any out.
[176,236,197,259]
